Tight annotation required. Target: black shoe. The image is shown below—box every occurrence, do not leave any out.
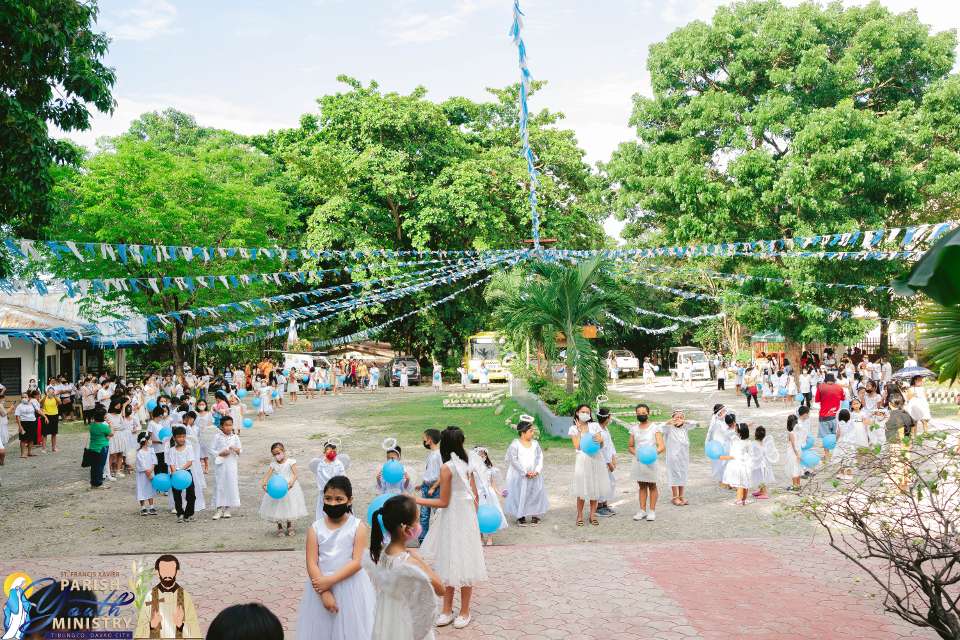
[517,517,527,527]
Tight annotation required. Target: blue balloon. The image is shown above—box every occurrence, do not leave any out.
[822,434,837,450]
[302,375,310,383]
[840,400,850,411]
[795,393,805,403]
[757,383,764,392]
[252,397,262,408]
[242,418,254,429]
[283,369,290,376]
[705,441,724,460]
[171,469,192,490]
[366,493,392,529]
[237,389,248,398]
[158,427,172,442]
[146,399,157,411]
[801,434,815,450]
[477,505,502,534]
[579,434,601,456]
[637,445,658,465]
[266,475,288,499]
[801,450,821,468]
[151,472,171,492]
[272,390,280,399]
[382,460,405,485]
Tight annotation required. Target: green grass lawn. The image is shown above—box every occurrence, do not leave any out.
[336,393,699,456]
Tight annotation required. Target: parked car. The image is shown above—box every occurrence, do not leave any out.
[606,349,640,376]
[668,346,712,380]
[389,357,421,386]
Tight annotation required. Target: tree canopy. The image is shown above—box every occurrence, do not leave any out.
[0,0,115,243]
[605,0,959,348]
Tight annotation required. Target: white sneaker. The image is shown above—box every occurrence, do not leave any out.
[116,472,125,478]
[435,612,455,627]
[222,509,231,519]
[646,511,656,521]
[212,509,222,521]
[633,511,646,521]
[453,615,471,629]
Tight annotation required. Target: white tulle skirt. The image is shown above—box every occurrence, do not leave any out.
[570,451,610,500]
[259,481,309,522]
[420,496,488,587]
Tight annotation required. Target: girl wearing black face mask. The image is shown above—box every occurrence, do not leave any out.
[628,403,665,522]
[259,442,308,537]
[296,475,376,638]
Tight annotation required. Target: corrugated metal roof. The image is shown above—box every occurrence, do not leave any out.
[0,302,86,331]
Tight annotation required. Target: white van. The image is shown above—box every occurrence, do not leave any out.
[668,347,711,380]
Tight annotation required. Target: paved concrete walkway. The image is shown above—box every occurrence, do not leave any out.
[0,538,935,639]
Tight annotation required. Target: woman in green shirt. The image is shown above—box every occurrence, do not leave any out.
[88,406,113,488]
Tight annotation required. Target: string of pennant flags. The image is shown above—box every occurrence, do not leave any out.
[0,255,481,298]
[634,265,894,293]
[604,311,679,335]
[509,0,540,250]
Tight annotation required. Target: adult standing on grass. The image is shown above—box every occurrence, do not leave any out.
[814,373,845,459]
[87,407,113,489]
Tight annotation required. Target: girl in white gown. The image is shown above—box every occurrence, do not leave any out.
[134,432,158,516]
[628,404,665,522]
[504,418,549,525]
[568,404,610,526]
[749,426,778,499]
[472,446,508,544]
[181,412,206,512]
[210,416,242,519]
[721,423,754,505]
[310,441,349,522]
[663,409,697,506]
[364,494,442,640]
[705,405,730,483]
[194,400,213,473]
[257,378,274,418]
[416,426,487,629]
[259,441,309,536]
[296,476,375,640]
[835,404,870,479]
[784,414,803,491]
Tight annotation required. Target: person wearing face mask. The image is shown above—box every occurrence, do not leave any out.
[259,441,308,537]
[296,475,375,640]
[628,403,665,522]
[568,404,610,527]
[14,392,39,458]
[418,429,443,543]
[310,441,349,522]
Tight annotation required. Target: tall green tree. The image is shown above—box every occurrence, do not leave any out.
[254,76,607,364]
[50,110,296,378]
[487,257,633,400]
[605,0,958,350]
[0,0,116,242]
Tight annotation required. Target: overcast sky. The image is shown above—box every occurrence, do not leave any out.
[66,0,959,239]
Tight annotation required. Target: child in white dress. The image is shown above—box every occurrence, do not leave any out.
[211,416,242,520]
[835,405,870,480]
[749,426,778,499]
[472,446,508,545]
[705,405,734,485]
[416,427,487,629]
[596,408,618,516]
[663,409,697,506]
[296,476,376,640]
[134,432,158,516]
[504,419,549,526]
[784,414,803,491]
[194,400,213,472]
[364,494,443,640]
[257,379,274,419]
[568,404,609,527]
[310,441,350,522]
[721,423,754,505]
[260,441,309,536]
[181,412,206,513]
[628,403,665,522]
[376,447,412,495]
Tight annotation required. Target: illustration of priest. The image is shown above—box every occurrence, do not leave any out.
[134,555,200,639]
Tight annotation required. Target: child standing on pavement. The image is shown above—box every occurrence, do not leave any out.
[664,409,697,506]
[472,446,508,545]
[211,416,242,520]
[418,429,442,543]
[596,408,618,517]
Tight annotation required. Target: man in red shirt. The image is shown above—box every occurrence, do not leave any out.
[814,373,845,458]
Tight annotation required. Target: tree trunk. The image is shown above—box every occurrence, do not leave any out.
[564,328,575,394]
[879,318,889,357]
[170,321,187,387]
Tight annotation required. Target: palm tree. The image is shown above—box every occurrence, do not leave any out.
[487,256,634,400]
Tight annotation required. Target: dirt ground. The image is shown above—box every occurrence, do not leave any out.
[0,385,818,559]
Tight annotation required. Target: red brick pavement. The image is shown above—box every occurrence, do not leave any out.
[0,539,935,639]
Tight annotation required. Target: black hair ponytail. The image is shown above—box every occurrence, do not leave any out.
[368,494,418,564]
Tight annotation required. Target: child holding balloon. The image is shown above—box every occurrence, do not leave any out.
[628,403,665,522]
[720,423,754,506]
[259,442,308,537]
[256,377,274,420]
[181,411,207,513]
[472,446,508,545]
[296,476,375,640]
[147,405,169,475]
[376,446,411,495]
[135,432,158,516]
[784,414,803,492]
[211,416,242,520]
[569,404,609,527]
[167,426,197,522]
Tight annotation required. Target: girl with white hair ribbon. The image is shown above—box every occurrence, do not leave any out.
[504,415,549,527]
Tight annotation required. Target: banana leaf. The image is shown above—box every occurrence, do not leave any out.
[892,226,960,306]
